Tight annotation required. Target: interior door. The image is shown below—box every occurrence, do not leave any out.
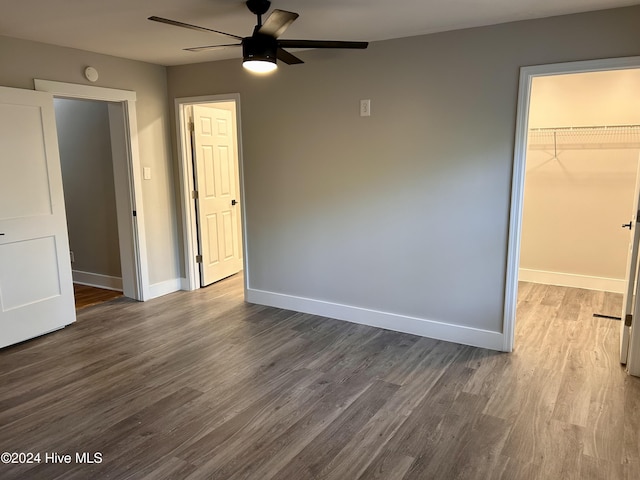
[192,104,242,287]
[620,154,640,364]
[0,86,76,349]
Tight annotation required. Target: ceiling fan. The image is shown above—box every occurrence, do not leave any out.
[149,0,369,73]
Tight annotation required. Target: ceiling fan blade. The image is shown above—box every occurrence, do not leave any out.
[278,39,369,49]
[258,9,299,38]
[148,16,243,40]
[185,43,242,52]
[277,48,304,65]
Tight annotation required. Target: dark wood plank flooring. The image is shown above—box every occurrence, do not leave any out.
[1,276,639,479]
[73,284,123,310]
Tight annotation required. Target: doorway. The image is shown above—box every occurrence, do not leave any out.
[54,97,124,308]
[35,79,151,301]
[504,56,640,376]
[176,95,245,290]
[520,70,640,293]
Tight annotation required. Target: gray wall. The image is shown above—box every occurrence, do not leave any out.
[55,97,121,278]
[0,35,179,286]
[167,6,640,334]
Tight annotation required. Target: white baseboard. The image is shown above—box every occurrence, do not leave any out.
[148,278,182,300]
[518,268,624,293]
[246,288,505,351]
[72,270,122,291]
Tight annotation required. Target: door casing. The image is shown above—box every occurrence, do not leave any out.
[35,79,150,301]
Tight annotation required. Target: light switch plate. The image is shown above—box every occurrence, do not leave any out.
[360,99,371,117]
[143,167,151,180]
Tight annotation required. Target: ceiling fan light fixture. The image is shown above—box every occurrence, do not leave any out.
[242,35,278,74]
[243,59,277,73]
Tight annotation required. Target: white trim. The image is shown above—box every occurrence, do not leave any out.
[148,278,182,300]
[174,94,246,294]
[122,101,150,300]
[72,270,123,291]
[247,288,505,351]
[504,56,640,353]
[34,80,136,102]
[178,102,199,291]
[518,268,624,293]
[107,103,136,299]
[502,65,532,353]
[34,79,150,301]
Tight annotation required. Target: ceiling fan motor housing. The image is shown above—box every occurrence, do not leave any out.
[243,34,278,63]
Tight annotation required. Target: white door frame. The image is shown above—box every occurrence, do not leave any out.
[175,94,246,291]
[504,56,640,357]
[34,79,150,301]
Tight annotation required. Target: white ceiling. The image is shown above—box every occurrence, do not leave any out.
[2,0,639,66]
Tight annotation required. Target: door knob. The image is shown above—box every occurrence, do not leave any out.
[622,222,632,230]
[231,199,238,206]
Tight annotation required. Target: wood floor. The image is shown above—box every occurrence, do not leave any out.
[73,284,123,310]
[1,276,639,479]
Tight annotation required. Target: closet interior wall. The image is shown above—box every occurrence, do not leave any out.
[519,69,640,293]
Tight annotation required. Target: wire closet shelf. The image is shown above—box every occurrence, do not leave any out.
[528,124,640,150]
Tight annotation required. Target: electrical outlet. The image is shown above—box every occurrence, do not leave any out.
[70,251,75,263]
[360,99,371,117]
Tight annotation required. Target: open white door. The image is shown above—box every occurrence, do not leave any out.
[621,155,640,364]
[626,233,640,375]
[192,104,242,286]
[0,86,76,349]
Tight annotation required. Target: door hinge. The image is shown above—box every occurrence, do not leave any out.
[192,190,199,199]
[132,210,137,217]
[188,121,195,132]
[636,210,640,222]
[626,313,633,327]
[196,255,203,263]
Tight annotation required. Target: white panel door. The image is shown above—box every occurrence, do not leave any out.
[0,86,75,349]
[621,155,640,364]
[192,105,242,286]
